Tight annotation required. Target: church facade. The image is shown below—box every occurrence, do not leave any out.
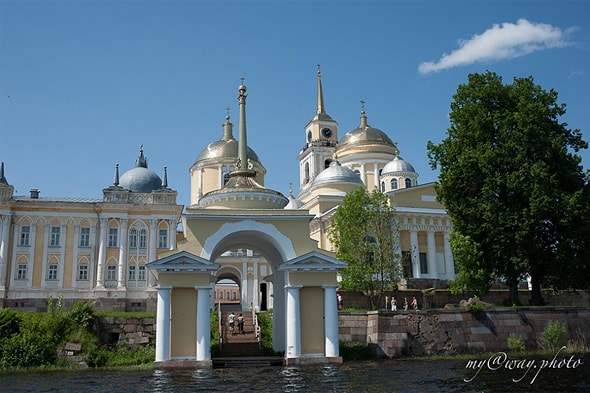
[0,69,454,315]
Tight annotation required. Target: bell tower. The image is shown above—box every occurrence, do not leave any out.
[297,66,338,191]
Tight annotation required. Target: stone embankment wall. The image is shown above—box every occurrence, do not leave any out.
[95,316,156,349]
[338,308,590,358]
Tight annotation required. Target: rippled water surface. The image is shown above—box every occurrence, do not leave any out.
[1,356,588,393]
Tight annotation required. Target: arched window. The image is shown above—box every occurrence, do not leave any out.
[304,162,310,184]
[324,159,331,169]
[381,181,385,192]
[129,228,138,249]
[223,172,230,185]
[391,178,398,190]
[139,229,147,249]
[405,178,412,188]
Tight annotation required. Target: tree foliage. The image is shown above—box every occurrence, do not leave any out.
[328,187,401,309]
[427,71,590,305]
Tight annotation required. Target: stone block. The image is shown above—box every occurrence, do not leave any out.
[470,326,492,335]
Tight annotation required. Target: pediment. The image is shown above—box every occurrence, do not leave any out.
[279,251,347,272]
[147,250,219,272]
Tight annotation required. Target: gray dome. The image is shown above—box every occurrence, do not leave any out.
[382,155,416,174]
[311,161,364,188]
[119,148,163,193]
[196,138,261,164]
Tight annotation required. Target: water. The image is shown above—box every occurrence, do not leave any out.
[1,356,588,393]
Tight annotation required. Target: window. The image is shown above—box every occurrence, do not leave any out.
[219,291,223,299]
[129,228,138,249]
[108,228,118,248]
[405,178,412,188]
[419,252,428,274]
[232,291,237,300]
[223,172,230,185]
[138,265,146,281]
[79,227,90,247]
[48,264,58,280]
[226,291,230,300]
[50,226,60,247]
[158,229,168,249]
[139,229,147,249]
[381,181,385,192]
[391,178,398,190]
[128,265,136,280]
[19,226,30,246]
[78,264,88,280]
[17,264,27,280]
[107,265,117,281]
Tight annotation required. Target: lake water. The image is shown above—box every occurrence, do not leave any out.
[1,355,588,392]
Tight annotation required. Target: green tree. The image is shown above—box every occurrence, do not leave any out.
[328,187,401,309]
[427,71,590,305]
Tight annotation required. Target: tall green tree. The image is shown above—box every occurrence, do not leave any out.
[328,187,401,309]
[427,71,589,305]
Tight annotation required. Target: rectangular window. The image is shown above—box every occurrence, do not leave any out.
[219,291,223,299]
[78,264,88,280]
[232,292,237,300]
[107,265,117,281]
[48,264,58,280]
[108,228,118,248]
[139,230,147,249]
[138,265,146,281]
[79,227,90,247]
[419,252,428,274]
[128,265,136,281]
[50,226,61,247]
[17,264,27,280]
[19,226,30,246]
[158,229,168,249]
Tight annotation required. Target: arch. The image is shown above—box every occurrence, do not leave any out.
[391,178,398,190]
[405,178,412,188]
[201,220,296,262]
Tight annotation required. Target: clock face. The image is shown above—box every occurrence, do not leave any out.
[321,128,333,139]
[307,131,312,141]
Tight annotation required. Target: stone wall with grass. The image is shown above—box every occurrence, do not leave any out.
[338,308,590,358]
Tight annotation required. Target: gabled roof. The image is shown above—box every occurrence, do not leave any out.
[147,250,219,272]
[279,251,347,272]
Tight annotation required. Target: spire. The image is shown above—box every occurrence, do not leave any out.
[237,77,248,170]
[359,99,369,128]
[0,162,7,185]
[222,107,234,141]
[113,163,120,186]
[135,145,148,168]
[316,64,325,115]
[162,166,168,188]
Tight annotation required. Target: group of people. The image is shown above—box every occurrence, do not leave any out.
[385,296,418,311]
[227,312,245,334]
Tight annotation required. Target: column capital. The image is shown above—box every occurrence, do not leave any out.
[285,284,303,290]
[194,285,213,291]
[157,285,173,290]
[322,284,339,289]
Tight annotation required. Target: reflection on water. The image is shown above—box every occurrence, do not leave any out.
[1,356,588,393]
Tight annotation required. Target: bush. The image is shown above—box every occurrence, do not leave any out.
[70,300,95,330]
[0,308,22,338]
[0,329,58,368]
[467,303,484,314]
[257,312,276,355]
[541,320,567,350]
[339,341,375,361]
[507,333,525,352]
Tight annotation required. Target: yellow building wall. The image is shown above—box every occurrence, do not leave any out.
[32,223,44,287]
[300,286,324,355]
[170,287,197,358]
[289,272,338,287]
[158,272,211,288]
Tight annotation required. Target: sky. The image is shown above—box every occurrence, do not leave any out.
[1,0,589,205]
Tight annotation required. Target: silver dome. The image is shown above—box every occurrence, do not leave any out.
[311,161,364,188]
[119,148,163,193]
[382,155,416,174]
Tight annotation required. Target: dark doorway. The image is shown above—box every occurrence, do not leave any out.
[260,282,267,311]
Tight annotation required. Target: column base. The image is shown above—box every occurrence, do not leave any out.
[154,359,212,369]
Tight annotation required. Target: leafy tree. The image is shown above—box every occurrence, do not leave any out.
[427,71,590,305]
[329,187,401,309]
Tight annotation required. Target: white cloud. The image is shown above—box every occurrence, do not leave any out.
[419,19,571,75]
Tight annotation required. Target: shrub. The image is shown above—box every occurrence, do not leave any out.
[0,329,57,368]
[541,320,567,350]
[257,312,276,355]
[507,333,525,352]
[0,308,22,338]
[467,303,484,314]
[339,341,374,361]
[70,300,95,330]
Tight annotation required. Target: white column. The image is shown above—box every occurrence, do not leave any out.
[0,214,11,290]
[168,219,177,250]
[410,229,420,278]
[285,285,302,359]
[444,231,455,280]
[96,218,107,288]
[373,162,379,189]
[148,219,157,287]
[427,230,437,278]
[360,162,366,184]
[195,286,212,361]
[155,286,172,362]
[117,219,128,288]
[323,285,339,358]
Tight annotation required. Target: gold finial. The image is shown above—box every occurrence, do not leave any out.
[360,99,366,113]
[225,106,231,120]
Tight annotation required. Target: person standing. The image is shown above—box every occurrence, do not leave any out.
[411,296,418,310]
[385,296,389,310]
[391,297,397,311]
[403,298,409,311]
[237,313,244,334]
[228,311,235,334]
[337,293,343,310]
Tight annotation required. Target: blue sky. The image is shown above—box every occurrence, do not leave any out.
[1,0,589,205]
